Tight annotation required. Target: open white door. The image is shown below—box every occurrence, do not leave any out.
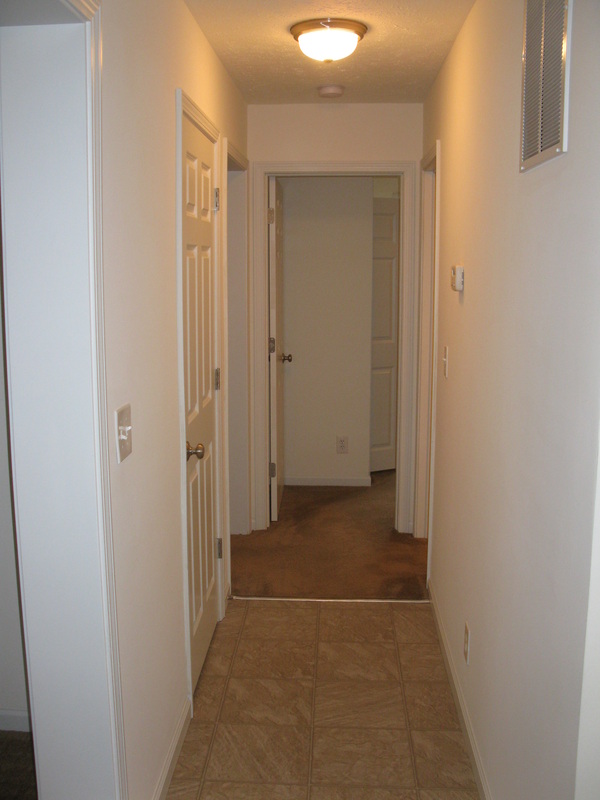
[370,196,400,471]
[268,177,285,521]
[181,107,220,688]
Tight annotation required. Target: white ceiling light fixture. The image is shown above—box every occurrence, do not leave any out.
[290,18,367,63]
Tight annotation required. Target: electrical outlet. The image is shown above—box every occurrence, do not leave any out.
[464,622,471,665]
[336,435,349,454]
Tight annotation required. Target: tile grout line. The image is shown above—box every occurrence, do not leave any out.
[306,601,321,800]
[390,602,421,797]
[196,599,249,799]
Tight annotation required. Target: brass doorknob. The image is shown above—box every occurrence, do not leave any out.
[186,441,205,461]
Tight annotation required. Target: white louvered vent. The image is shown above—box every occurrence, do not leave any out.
[521,0,572,172]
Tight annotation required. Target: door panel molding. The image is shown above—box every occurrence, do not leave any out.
[250,161,418,534]
[371,195,400,473]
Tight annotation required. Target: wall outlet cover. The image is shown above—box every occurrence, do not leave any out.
[336,435,349,454]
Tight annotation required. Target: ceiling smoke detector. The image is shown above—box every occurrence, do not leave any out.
[318,84,345,99]
[290,18,367,62]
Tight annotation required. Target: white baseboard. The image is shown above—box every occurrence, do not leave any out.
[428,579,492,800]
[155,697,191,800]
[284,477,372,487]
[0,709,30,732]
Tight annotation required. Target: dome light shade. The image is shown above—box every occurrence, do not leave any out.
[291,19,367,63]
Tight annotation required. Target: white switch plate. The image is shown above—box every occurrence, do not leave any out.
[115,404,132,463]
[451,265,464,292]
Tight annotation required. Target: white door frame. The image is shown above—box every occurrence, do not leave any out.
[0,0,127,795]
[224,144,249,574]
[176,91,229,698]
[414,142,441,563]
[250,161,418,534]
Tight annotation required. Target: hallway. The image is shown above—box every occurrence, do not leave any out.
[167,599,479,799]
[231,472,428,600]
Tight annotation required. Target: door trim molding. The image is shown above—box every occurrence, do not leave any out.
[176,90,228,701]
[250,160,418,534]
[61,0,101,19]
[414,142,441,556]
[1,3,127,795]
[85,9,129,796]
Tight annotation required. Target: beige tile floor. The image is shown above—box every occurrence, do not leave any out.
[167,600,481,800]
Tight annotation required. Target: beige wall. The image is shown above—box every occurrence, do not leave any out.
[424,0,600,798]
[248,103,423,163]
[100,0,246,796]
[281,176,373,485]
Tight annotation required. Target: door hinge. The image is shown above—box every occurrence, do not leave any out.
[216,538,223,559]
[269,337,276,354]
[214,188,220,212]
[269,462,277,478]
[215,367,221,391]
[267,207,275,224]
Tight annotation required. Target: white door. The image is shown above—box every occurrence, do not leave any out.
[370,196,400,471]
[182,110,219,688]
[269,177,285,521]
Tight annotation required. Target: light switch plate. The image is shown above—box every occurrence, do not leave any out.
[451,265,464,292]
[115,404,132,463]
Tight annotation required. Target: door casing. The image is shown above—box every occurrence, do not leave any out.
[0,2,127,795]
[250,160,418,535]
[414,142,442,577]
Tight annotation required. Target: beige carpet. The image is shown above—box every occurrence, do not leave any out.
[232,471,428,600]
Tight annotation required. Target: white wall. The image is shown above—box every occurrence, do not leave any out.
[228,169,251,535]
[0,307,28,732]
[248,103,423,163]
[100,1,246,797]
[424,1,600,798]
[281,177,373,485]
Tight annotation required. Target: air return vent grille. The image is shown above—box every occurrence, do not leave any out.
[521,0,571,172]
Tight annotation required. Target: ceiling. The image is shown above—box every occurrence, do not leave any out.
[185,0,476,104]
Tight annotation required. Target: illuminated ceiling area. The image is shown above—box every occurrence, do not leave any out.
[185,0,476,103]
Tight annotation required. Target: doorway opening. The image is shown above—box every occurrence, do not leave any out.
[232,161,429,600]
[0,185,36,798]
[249,161,418,534]
[269,176,401,502]
[232,472,427,599]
